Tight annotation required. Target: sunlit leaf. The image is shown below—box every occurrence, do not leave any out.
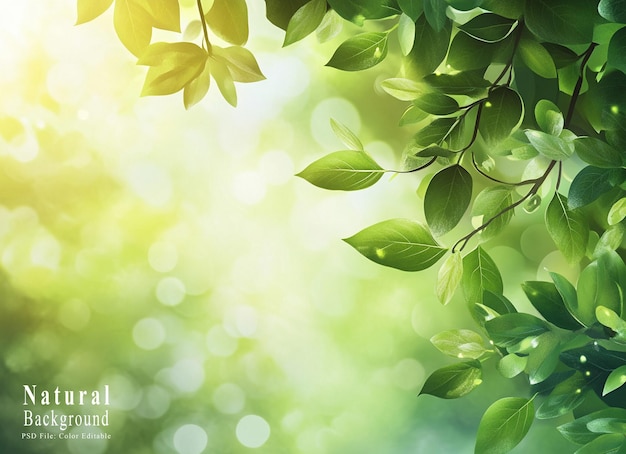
[405,14,451,78]
[210,56,237,106]
[575,137,624,169]
[330,119,363,151]
[568,166,623,210]
[518,38,557,79]
[525,129,574,160]
[608,198,626,225]
[419,360,482,398]
[380,78,425,101]
[497,354,527,378]
[297,150,382,190]
[316,9,343,43]
[598,0,626,24]
[575,434,626,454]
[462,247,503,308]
[114,0,153,56]
[413,92,459,115]
[206,0,249,45]
[436,253,464,305]
[398,13,416,56]
[424,165,472,236]
[526,331,561,384]
[459,13,516,43]
[545,193,589,263]
[430,329,487,359]
[475,397,534,454]
[413,118,456,146]
[484,313,549,348]
[471,186,513,239]
[326,0,400,25]
[326,32,389,71]
[521,281,582,330]
[212,46,265,83]
[76,0,114,25]
[535,99,563,136]
[183,59,211,109]
[284,0,327,46]
[144,0,180,32]
[603,365,626,396]
[576,255,623,327]
[343,219,447,272]
[524,0,598,45]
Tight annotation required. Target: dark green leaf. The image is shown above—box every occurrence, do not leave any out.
[459,13,516,43]
[398,0,424,21]
[524,0,599,45]
[558,408,626,444]
[264,0,308,30]
[574,138,624,168]
[416,145,456,158]
[576,254,624,327]
[296,150,383,190]
[475,397,534,454]
[447,105,478,151]
[561,344,626,373]
[413,118,457,147]
[521,281,582,330]
[485,313,550,348]
[419,360,482,398]
[404,15,452,78]
[424,165,472,236]
[447,32,497,71]
[424,70,490,96]
[343,219,447,271]
[598,0,626,24]
[423,0,448,32]
[537,372,587,419]
[326,0,400,24]
[479,87,524,146]
[326,32,389,71]
[430,329,487,359]
[550,272,580,325]
[544,43,580,68]
[445,0,483,10]
[575,434,626,454]
[283,0,327,46]
[206,0,249,45]
[608,27,626,75]
[413,92,460,115]
[462,247,503,308]
[480,0,523,19]
[545,193,589,263]
[568,166,622,210]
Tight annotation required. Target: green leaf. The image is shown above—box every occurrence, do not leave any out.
[596,306,626,332]
[143,0,180,32]
[545,193,589,263]
[76,0,113,25]
[603,365,626,396]
[558,408,626,444]
[446,0,483,10]
[608,27,626,75]
[398,0,424,21]
[485,313,550,348]
[316,9,343,43]
[283,0,327,46]
[608,198,626,225]
[447,32,498,71]
[526,331,561,384]
[424,165,472,236]
[521,281,582,330]
[568,166,622,210]
[587,418,626,434]
[447,105,478,151]
[475,397,534,454]
[210,57,237,107]
[471,186,513,239]
[544,43,580,68]
[462,247,503,308]
[525,129,574,160]
[537,372,587,419]
[535,99,564,136]
[400,105,430,126]
[423,70,490,96]
[598,0,626,24]
[212,46,265,83]
[498,354,527,378]
[436,252,464,305]
[404,15,451,78]
[398,13,416,56]
[183,59,211,109]
[206,0,248,46]
[326,0,399,24]
[413,92,460,115]
[576,255,624,327]
[380,78,425,101]
[419,360,482,398]
[480,87,524,146]
[114,0,153,57]
[264,0,308,30]
[524,0,599,45]
[330,119,364,151]
[575,137,624,169]
[416,145,456,159]
[343,219,447,271]
[413,118,457,147]
[296,150,383,190]
[430,329,487,359]
[423,0,448,32]
[518,37,557,80]
[459,13,516,43]
[326,32,389,71]
[138,42,208,97]
[575,434,626,454]
[480,0,524,19]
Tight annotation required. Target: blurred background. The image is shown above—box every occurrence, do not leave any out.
[0,1,577,453]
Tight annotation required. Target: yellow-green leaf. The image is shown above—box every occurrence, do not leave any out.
[212,46,265,83]
[184,60,211,109]
[76,0,114,25]
[284,0,327,46]
[114,0,153,56]
[436,253,463,305]
[143,0,180,32]
[210,57,237,107]
[206,0,249,46]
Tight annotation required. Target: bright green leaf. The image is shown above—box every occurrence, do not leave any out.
[344,219,447,271]
[568,166,622,210]
[462,247,503,308]
[535,99,563,136]
[575,434,626,454]
[212,46,265,83]
[380,78,425,101]
[206,0,249,45]
[326,32,389,71]
[603,365,626,396]
[526,331,561,384]
[537,372,587,419]
[419,360,482,399]
[76,0,114,25]
[296,150,383,190]
[575,137,624,169]
[436,253,464,305]
[430,329,487,359]
[518,38,557,79]
[330,119,364,151]
[608,198,626,225]
[475,397,534,454]
[316,9,343,43]
[424,165,472,236]
[283,0,327,46]
[498,354,527,378]
[577,257,623,327]
[413,117,457,146]
[484,313,550,348]
[471,186,513,239]
[525,129,574,160]
[545,193,589,263]
[405,15,451,78]
[398,13,416,56]
[459,13,516,43]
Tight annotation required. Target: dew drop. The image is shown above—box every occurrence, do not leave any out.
[523,194,542,213]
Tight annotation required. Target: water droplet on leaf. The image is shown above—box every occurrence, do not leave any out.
[523,194,541,213]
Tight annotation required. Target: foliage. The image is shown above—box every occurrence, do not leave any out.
[80,0,626,452]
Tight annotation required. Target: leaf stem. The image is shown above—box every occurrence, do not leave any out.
[564,42,598,128]
[196,0,213,55]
